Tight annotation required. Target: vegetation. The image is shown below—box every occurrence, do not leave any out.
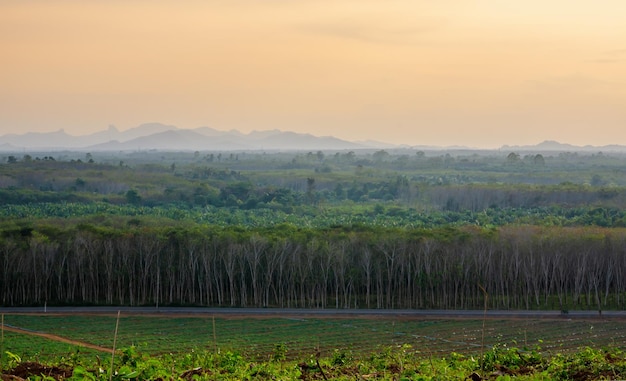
[4,314,626,360]
[7,343,626,380]
[3,222,626,310]
[3,314,626,380]
[2,149,626,310]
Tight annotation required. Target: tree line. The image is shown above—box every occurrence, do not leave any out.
[3,152,626,211]
[2,224,625,311]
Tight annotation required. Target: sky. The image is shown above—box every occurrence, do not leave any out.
[1,1,625,148]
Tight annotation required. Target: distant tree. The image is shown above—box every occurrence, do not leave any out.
[355,164,364,175]
[507,152,521,164]
[75,178,86,188]
[315,165,332,173]
[591,174,605,186]
[220,182,253,202]
[334,183,346,199]
[125,189,142,204]
[373,150,389,162]
[533,154,545,166]
[306,177,316,204]
[7,156,17,164]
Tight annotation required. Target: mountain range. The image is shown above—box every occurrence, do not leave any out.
[0,123,381,152]
[500,140,626,153]
[1,123,625,152]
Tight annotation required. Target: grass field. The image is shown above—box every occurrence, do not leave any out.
[3,313,626,365]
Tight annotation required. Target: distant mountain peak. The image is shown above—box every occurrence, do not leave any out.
[0,122,364,151]
[538,140,560,145]
[500,140,626,152]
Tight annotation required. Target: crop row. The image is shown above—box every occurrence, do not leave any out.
[3,314,625,362]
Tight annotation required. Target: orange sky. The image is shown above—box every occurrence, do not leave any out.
[1,1,625,148]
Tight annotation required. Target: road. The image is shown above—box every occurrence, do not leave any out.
[1,306,623,319]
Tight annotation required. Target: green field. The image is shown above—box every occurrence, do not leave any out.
[4,314,626,379]
[3,313,625,363]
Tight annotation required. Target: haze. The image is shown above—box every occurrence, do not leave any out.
[2,1,625,148]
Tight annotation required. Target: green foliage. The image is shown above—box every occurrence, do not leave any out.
[4,351,21,369]
[69,366,96,381]
[331,349,352,366]
[124,189,141,205]
[218,351,244,373]
[272,343,287,362]
[5,201,626,230]
[6,345,626,380]
[479,344,546,373]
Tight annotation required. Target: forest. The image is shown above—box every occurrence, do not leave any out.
[2,148,626,310]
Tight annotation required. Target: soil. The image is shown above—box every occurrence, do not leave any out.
[2,362,72,380]
[2,362,212,381]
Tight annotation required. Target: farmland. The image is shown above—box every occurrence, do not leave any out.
[3,312,626,380]
[3,313,626,361]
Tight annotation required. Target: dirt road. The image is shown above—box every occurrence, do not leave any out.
[0,306,620,320]
[2,324,114,354]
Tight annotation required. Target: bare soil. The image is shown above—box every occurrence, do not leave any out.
[2,362,72,380]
